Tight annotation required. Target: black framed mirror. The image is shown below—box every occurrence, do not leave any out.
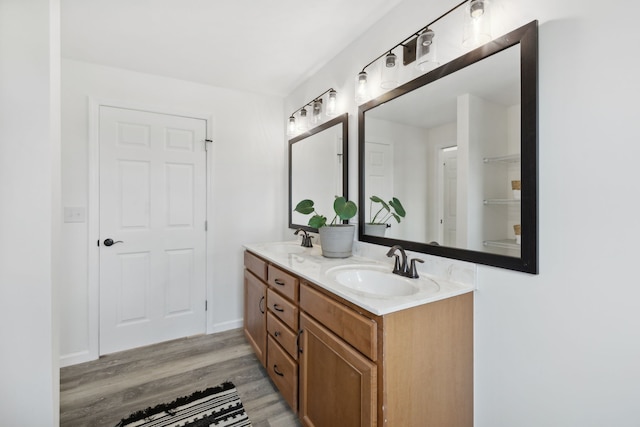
[358,21,538,273]
[289,113,349,232]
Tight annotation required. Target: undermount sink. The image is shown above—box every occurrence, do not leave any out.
[326,265,426,298]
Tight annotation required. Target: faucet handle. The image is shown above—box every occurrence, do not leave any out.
[390,254,402,274]
[295,228,313,247]
[303,235,313,248]
[408,258,424,278]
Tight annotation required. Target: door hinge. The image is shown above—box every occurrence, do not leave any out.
[205,220,208,231]
[205,300,208,311]
[97,239,100,247]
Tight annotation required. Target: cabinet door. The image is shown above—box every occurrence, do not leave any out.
[299,313,376,427]
[244,270,266,367]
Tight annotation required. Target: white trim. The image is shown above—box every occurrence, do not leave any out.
[59,350,94,368]
[209,318,244,334]
[86,97,214,360]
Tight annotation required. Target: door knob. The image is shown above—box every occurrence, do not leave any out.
[103,238,123,247]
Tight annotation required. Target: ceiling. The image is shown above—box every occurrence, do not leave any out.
[61,0,404,97]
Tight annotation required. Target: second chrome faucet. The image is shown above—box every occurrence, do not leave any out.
[386,245,424,279]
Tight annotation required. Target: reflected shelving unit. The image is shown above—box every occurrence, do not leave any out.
[482,153,521,253]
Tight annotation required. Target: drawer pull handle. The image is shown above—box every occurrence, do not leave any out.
[297,329,304,354]
[274,331,281,337]
[273,365,284,377]
[274,279,285,286]
[273,304,284,312]
[259,296,265,314]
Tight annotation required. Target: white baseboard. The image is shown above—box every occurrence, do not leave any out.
[60,319,243,367]
[59,349,98,368]
[209,318,243,334]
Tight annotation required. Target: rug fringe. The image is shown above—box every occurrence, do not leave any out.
[115,381,236,427]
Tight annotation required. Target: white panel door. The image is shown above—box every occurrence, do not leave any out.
[99,106,207,355]
[365,141,393,221]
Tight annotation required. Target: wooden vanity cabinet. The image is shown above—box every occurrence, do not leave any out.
[243,250,473,427]
[243,252,267,366]
[298,281,473,427]
[299,312,377,427]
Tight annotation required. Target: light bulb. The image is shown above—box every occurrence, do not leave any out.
[380,52,399,90]
[311,99,323,126]
[297,107,308,132]
[463,0,492,48]
[415,29,439,73]
[287,116,296,136]
[355,71,370,104]
[326,89,337,116]
[470,0,485,18]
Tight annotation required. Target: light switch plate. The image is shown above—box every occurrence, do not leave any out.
[64,206,86,223]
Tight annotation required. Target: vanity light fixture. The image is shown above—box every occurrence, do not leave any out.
[355,71,370,104]
[311,99,323,126]
[463,0,492,47]
[355,0,491,104]
[380,51,400,89]
[287,115,297,136]
[287,88,338,136]
[297,107,309,132]
[326,89,337,116]
[415,28,438,72]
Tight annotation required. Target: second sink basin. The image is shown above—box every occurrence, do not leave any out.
[325,264,437,298]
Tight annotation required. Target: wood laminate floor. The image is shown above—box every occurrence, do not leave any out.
[60,328,301,427]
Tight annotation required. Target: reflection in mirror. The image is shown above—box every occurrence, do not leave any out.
[289,113,348,232]
[359,21,538,273]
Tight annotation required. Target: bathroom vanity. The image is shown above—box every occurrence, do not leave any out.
[243,241,474,427]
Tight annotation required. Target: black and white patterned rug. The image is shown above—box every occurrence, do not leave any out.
[115,381,252,427]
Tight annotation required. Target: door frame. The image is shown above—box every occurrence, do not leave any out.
[87,98,214,361]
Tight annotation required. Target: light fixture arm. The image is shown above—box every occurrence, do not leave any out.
[289,88,336,118]
[360,0,469,73]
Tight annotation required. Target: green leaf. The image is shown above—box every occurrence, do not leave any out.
[294,199,315,215]
[391,212,401,223]
[389,197,406,217]
[334,196,357,220]
[340,200,358,220]
[308,215,327,228]
[370,195,390,212]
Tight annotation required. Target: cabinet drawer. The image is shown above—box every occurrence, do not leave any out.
[267,312,298,360]
[267,288,299,331]
[244,251,267,281]
[300,284,377,361]
[268,264,299,301]
[267,335,298,412]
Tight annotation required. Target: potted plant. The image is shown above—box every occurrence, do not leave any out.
[365,196,406,237]
[294,196,357,258]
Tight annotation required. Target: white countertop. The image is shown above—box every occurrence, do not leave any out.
[243,241,475,316]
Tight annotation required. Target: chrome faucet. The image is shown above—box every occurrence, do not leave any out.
[386,245,424,278]
[294,228,313,248]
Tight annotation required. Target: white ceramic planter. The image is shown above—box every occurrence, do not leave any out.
[364,223,388,237]
[318,225,355,258]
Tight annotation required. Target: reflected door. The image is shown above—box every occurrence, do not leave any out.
[98,106,207,355]
[441,147,458,246]
[365,141,393,222]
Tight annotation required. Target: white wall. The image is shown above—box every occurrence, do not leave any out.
[285,0,640,425]
[60,59,286,364]
[0,0,60,425]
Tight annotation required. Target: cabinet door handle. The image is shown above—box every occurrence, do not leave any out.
[273,365,284,377]
[297,329,303,354]
[258,296,265,314]
[273,304,284,312]
[274,279,285,286]
[274,331,281,337]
